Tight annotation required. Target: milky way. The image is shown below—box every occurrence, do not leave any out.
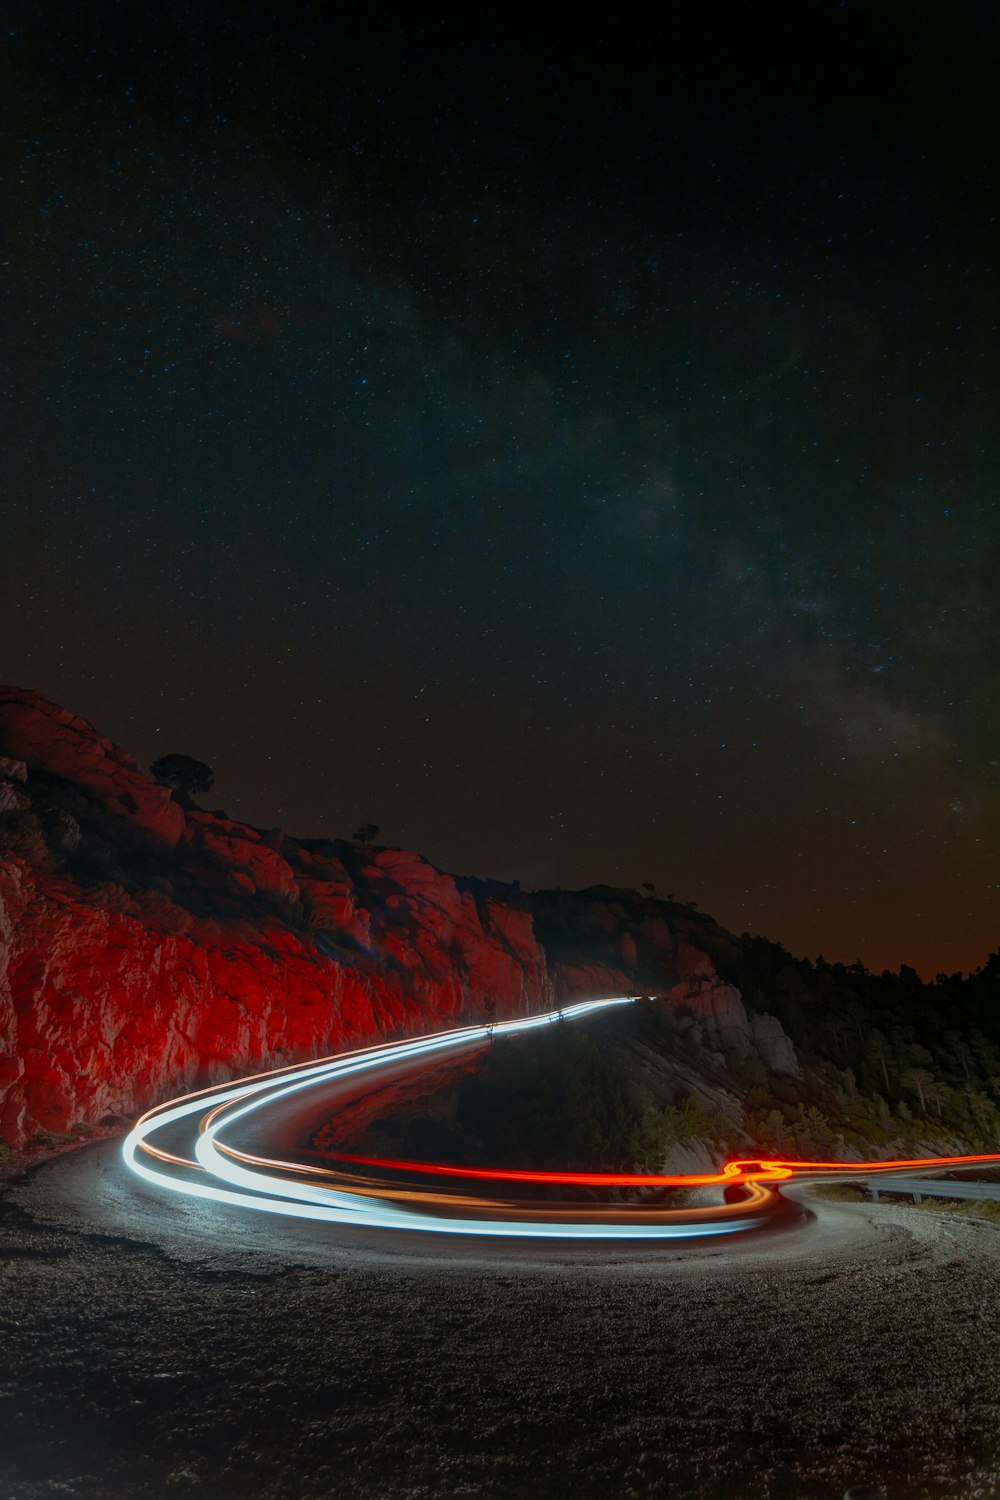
[1,3,997,974]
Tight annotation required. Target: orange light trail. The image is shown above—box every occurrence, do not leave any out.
[326,1149,1000,1189]
[122,995,1000,1241]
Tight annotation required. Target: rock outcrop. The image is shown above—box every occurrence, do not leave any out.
[0,687,798,1148]
[0,688,186,850]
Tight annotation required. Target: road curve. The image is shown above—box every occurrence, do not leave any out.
[122,994,1000,1245]
[6,1079,1000,1497]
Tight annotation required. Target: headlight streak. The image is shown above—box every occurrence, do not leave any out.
[122,996,1000,1243]
[123,996,766,1239]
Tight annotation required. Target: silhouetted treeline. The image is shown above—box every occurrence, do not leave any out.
[718,936,1000,1151]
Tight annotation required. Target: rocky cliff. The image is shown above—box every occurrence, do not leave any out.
[0,687,797,1149]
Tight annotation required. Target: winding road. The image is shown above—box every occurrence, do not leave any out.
[5,996,1000,1499]
[122,993,1000,1246]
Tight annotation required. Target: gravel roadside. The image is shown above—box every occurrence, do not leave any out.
[1,1147,999,1500]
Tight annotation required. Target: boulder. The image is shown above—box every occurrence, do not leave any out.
[186,810,299,901]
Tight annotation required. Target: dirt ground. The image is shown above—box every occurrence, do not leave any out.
[2,1142,1000,1500]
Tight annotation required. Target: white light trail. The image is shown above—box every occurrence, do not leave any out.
[123,997,769,1240]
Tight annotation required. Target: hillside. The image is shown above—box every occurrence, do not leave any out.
[1,685,998,1169]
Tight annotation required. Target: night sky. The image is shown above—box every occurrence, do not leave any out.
[2,3,997,977]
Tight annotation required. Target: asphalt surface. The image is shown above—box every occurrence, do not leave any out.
[3,1139,1000,1500]
[122,1017,792,1244]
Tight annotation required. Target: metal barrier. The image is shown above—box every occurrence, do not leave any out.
[863,1176,1000,1204]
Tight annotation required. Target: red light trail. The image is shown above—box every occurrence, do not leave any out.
[326,1150,1000,1189]
[123,997,1000,1241]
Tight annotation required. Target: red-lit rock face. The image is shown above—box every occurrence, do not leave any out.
[187,809,299,901]
[0,688,185,850]
[0,688,797,1146]
[0,849,572,1146]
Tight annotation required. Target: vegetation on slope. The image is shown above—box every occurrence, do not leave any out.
[330,1020,731,1175]
[729,937,1000,1154]
[342,961,1000,1175]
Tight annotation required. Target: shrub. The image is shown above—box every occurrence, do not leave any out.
[29,1129,76,1149]
[661,1095,731,1147]
[0,816,51,867]
[150,754,214,798]
[126,888,193,936]
[376,1025,674,1173]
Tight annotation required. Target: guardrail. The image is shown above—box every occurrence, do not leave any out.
[861,1176,1000,1204]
